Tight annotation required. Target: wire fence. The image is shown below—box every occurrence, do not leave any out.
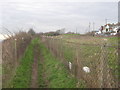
[2,32,32,88]
[41,35,118,88]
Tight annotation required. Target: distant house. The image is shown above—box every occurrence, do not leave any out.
[96,23,120,36]
[104,24,109,32]
[101,24,111,33]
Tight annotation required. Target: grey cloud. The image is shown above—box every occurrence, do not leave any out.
[0,2,118,34]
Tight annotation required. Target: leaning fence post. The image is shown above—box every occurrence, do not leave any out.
[56,38,58,57]
[49,37,52,52]
[74,44,78,78]
[59,38,62,60]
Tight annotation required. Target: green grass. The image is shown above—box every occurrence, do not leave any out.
[38,60,47,88]
[37,39,47,88]
[9,38,39,88]
[38,39,85,88]
[62,45,75,62]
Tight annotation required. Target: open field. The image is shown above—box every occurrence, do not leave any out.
[42,34,119,88]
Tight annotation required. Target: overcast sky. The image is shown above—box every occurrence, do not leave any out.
[0,0,119,34]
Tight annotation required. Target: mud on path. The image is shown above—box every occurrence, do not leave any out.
[30,44,40,88]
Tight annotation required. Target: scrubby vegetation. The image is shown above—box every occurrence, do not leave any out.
[2,32,32,88]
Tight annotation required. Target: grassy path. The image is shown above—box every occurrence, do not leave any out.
[7,38,85,88]
[30,44,39,88]
[38,52,49,88]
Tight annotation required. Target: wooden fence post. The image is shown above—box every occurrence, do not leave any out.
[14,39,17,66]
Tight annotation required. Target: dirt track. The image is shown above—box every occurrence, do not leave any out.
[30,44,39,88]
[30,41,48,88]
[40,53,48,88]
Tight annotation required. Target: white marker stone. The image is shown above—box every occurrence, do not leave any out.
[83,66,90,73]
[68,62,72,70]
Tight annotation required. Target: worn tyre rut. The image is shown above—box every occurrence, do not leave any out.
[30,44,39,88]
[39,53,49,88]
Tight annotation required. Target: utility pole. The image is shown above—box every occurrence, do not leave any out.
[76,27,77,34]
[89,22,91,33]
[93,22,95,31]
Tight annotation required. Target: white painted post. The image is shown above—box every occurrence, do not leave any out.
[69,61,72,70]
[22,37,24,40]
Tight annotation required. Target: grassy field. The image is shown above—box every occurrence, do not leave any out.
[43,34,119,87]
[57,34,118,45]
[54,35,118,68]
